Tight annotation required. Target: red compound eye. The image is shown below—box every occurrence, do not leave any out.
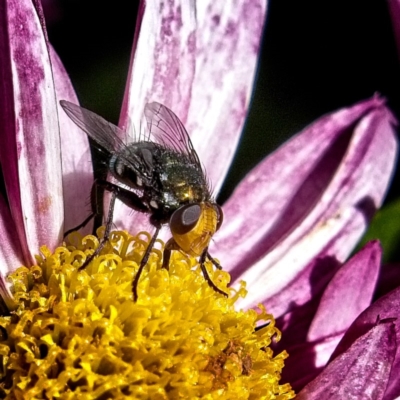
[170,203,202,235]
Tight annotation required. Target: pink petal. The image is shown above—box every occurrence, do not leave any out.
[388,0,400,62]
[274,259,341,348]
[331,287,400,400]
[279,335,343,392]
[0,195,22,309]
[50,47,93,235]
[215,97,397,315]
[274,243,381,391]
[0,195,23,274]
[115,0,266,231]
[307,241,381,341]
[0,0,63,265]
[297,321,396,400]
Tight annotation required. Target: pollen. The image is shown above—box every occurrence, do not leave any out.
[0,229,295,399]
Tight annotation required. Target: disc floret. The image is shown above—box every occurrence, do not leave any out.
[0,229,295,399]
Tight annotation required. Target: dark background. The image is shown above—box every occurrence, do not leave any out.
[45,1,400,208]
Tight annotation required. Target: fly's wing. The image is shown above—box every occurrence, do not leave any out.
[144,102,202,167]
[60,100,129,155]
[60,100,148,175]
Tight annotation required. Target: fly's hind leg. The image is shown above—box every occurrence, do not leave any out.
[63,179,101,238]
[78,179,149,271]
[78,187,117,271]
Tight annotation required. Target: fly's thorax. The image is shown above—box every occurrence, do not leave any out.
[153,150,210,210]
[170,202,223,257]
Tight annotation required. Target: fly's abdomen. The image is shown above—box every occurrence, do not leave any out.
[109,143,156,189]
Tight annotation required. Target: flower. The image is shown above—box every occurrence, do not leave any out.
[0,0,399,399]
[0,229,295,398]
[0,0,293,397]
[273,241,398,396]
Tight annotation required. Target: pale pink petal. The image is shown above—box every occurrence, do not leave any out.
[307,241,381,341]
[50,47,93,235]
[216,97,397,315]
[297,321,396,400]
[331,287,400,400]
[0,0,63,265]
[0,195,24,274]
[115,0,267,231]
[0,195,22,309]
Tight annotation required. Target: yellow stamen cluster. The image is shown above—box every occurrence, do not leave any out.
[0,229,295,399]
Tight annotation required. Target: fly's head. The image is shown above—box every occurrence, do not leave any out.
[169,202,223,257]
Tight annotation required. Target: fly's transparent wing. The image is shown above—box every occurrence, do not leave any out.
[60,100,128,155]
[144,102,201,166]
[60,100,149,178]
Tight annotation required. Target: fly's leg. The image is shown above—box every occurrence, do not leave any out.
[64,213,96,238]
[206,251,222,270]
[78,179,149,271]
[199,248,228,297]
[63,180,101,238]
[132,225,161,302]
[161,238,181,270]
[162,239,227,297]
[78,189,117,271]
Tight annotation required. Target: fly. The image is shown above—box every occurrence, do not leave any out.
[60,100,226,301]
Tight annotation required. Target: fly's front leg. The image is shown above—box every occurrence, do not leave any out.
[199,248,228,297]
[79,179,148,271]
[161,238,181,270]
[163,239,227,297]
[206,251,222,270]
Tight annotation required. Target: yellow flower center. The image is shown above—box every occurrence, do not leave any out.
[0,229,295,399]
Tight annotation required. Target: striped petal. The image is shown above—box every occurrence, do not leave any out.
[115,0,267,230]
[215,97,397,315]
[331,287,400,400]
[0,0,63,265]
[0,195,23,276]
[297,321,396,400]
[50,47,93,235]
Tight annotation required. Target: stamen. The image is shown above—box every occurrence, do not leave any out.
[0,229,295,398]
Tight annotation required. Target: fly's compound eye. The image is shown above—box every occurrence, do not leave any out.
[170,204,202,235]
[215,204,223,231]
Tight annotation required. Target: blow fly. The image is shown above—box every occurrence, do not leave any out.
[60,100,226,301]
